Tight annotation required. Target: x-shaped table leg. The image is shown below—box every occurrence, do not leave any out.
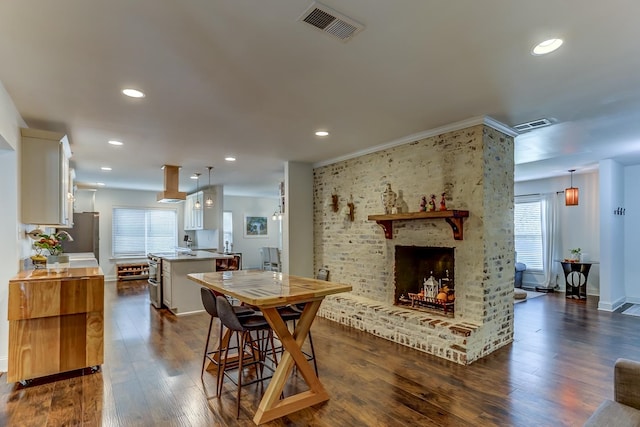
[253,299,329,424]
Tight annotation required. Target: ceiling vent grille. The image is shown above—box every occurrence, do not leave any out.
[513,118,553,133]
[298,2,364,42]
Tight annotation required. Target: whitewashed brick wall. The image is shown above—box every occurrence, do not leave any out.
[314,124,514,364]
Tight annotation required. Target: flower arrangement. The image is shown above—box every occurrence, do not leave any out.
[569,247,581,261]
[34,231,73,256]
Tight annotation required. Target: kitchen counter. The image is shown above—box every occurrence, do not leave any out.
[158,250,232,262]
[22,252,99,271]
[12,266,103,280]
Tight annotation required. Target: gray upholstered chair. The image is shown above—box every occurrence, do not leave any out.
[216,295,277,418]
[584,358,640,426]
[515,262,526,288]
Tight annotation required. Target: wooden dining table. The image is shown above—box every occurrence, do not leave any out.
[187,270,352,425]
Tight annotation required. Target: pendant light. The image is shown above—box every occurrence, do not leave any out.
[565,169,579,206]
[205,166,214,208]
[193,173,202,210]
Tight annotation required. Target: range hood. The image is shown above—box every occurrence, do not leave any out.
[157,165,187,203]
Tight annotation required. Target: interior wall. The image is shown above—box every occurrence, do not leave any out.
[0,80,26,372]
[93,188,184,281]
[514,172,600,294]
[283,162,314,277]
[599,159,625,311]
[624,164,640,302]
[223,195,281,270]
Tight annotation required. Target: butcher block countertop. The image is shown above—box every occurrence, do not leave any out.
[11,266,103,281]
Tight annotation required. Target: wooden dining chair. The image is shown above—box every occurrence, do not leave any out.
[260,247,271,270]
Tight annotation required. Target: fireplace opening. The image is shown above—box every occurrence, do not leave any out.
[394,245,455,316]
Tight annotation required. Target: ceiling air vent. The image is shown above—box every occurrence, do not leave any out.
[513,118,553,133]
[298,2,364,42]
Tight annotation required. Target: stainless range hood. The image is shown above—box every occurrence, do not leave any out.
[157,165,186,203]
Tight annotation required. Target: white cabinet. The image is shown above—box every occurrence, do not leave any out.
[184,190,219,230]
[162,261,172,308]
[20,128,73,227]
[162,258,216,315]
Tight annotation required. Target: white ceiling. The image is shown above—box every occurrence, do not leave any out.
[2,0,640,198]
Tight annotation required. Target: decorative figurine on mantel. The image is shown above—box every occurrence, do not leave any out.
[420,196,427,212]
[428,194,436,212]
[381,183,397,214]
[440,192,447,211]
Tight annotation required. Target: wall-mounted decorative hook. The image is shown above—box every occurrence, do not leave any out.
[613,207,626,215]
[331,189,339,213]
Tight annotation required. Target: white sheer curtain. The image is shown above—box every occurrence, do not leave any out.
[540,192,560,288]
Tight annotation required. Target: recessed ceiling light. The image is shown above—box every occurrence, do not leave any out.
[108,140,123,146]
[532,38,563,56]
[101,167,112,171]
[190,174,199,180]
[225,157,236,162]
[96,182,105,186]
[315,131,329,137]
[122,88,145,98]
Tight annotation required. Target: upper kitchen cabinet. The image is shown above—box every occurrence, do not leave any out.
[184,186,222,230]
[20,128,73,227]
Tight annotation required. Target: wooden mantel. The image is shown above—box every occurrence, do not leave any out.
[368,210,470,240]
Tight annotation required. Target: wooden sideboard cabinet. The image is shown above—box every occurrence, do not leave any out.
[7,267,104,384]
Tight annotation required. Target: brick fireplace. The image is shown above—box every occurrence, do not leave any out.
[314,120,516,365]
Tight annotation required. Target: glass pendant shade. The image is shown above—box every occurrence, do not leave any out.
[565,169,579,206]
[205,166,214,207]
[193,173,201,210]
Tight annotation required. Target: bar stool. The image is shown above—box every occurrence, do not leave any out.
[200,287,255,378]
[216,295,279,418]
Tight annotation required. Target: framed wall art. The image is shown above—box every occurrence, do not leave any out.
[244,215,268,238]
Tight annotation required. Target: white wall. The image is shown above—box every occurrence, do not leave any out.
[0,80,27,372]
[283,162,313,277]
[515,172,600,294]
[624,165,640,303]
[223,195,281,269]
[93,188,185,281]
[599,160,625,310]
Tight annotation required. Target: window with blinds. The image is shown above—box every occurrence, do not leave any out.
[514,199,543,270]
[112,208,177,257]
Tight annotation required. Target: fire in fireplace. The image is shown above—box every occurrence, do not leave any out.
[394,245,455,315]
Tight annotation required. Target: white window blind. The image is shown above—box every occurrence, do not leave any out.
[112,208,177,257]
[514,199,543,270]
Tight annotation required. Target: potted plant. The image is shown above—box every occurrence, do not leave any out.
[569,247,581,262]
[34,230,73,272]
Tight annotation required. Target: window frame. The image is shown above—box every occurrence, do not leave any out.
[112,207,178,258]
[514,195,544,271]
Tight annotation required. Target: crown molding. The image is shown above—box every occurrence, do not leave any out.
[313,116,516,168]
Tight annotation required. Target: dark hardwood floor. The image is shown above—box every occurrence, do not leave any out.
[1,281,639,426]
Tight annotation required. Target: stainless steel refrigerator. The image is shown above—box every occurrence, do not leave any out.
[59,212,100,261]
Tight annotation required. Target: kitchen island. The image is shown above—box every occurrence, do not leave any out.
[161,251,233,315]
[7,266,104,384]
